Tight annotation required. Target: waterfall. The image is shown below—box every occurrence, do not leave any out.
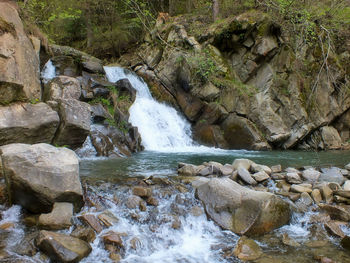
[104,67,196,152]
[41,59,56,83]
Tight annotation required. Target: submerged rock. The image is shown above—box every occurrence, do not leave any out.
[36,230,91,263]
[233,236,263,261]
[195,177,291,236]
[1,143,83,213]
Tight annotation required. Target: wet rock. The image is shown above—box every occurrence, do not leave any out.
[195,178,291,236]
[251,171,270,182]
[334,195,350,204]
[321,185,333,203]
[328,182,341,191]
[314,256,337,263]
[79,214,103,233]
[290,184,312,193]
[302,168,321,182]
[36,230,91,263]
[38,202,73,230]
[103,231,124,248]
[1,143,83,213]
[110,253,122,262]
[220,164,234,176]
[276,191,300,202]
[0,103,59,146]
[130,237,141,250]
[318,204,350,221]
[71,226,96,243]
[295,192,313,212]
[271,165,282,173]
[232,159,254,170]
[341,169,349,176]
[190,206,204,217]
[98,211,119,227]
[324,221,345,238]
[53,99,91,149]
[341,235,350,251]
[139,200,147,211]
[311,189,322,204]
[319,167,346,185]
[13,231,37,257]
[233,236,263,261]
[286,172,302,184]
[126,195,143,209]
[0,184,7,205]
[146,196,159,206]
[305,240,328,248]
[282,233,300,247]
[0,222,14,230]
[132,186,152,198]
[238,168,257,185]
[171,216,182,229]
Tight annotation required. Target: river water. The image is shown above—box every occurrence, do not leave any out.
[1,62,348,262]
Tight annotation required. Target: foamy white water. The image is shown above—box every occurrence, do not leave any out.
[104,67,198,152]
[41,60,56,83]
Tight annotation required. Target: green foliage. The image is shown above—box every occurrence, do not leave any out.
[187,49,219,83]
[29,98,40,104]
[211,77,258,97]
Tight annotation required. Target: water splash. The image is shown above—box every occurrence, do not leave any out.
[41,60,56,84]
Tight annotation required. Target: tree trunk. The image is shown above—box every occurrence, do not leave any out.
[212,0,219,22]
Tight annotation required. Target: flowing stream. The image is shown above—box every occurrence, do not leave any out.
[2,63,349,262]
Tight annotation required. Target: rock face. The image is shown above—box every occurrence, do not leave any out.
[43,76,81,102]
[0,2,41,104]
[36,230,91,263]
[118,11,350,150]
[195,177,291,236]
[0,103,59,146]
[1,143,83,213]
[38,202,73,230]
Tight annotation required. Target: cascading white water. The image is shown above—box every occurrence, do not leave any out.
[104,67,196,152]
[41,59,56,83]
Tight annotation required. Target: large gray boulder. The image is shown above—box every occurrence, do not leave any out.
[53,99,91,149]
[195,177,291,236]
[36,230,91,263]
[43,76,81,102]
[0,103,59,146]
[1,143,83,213]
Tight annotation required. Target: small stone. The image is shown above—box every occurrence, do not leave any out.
[271,173,285,180]
[233,236,263,261]
[334,195,350,204]
[320,167,346,185]
[271,165,282,173]
[290,184,312,193]
[132,186,152,198]
[311,189,322,204]
[103,231,124,248]
[126,195,142,209]
[130,237,141,250]
[345,163,350,170]
[110,252,122,262]
[71,226,96,243]
[282,233,300,247]
[79,214,103,233]
[341,169,349,176]
[139,201,147,211]
[38,202,73,230]
[237,168,257,185]
[286,172,302,184]
[321,185,333,203]
[277,192,300,202]
[295,192,314,212]
[190,206,204,217]
[229,170,238,181]
[334,190,350,199]
[0,222,14,230]
[146,196,159,206]
[251,171,270,182]
[328,182,341,191]
[324,221,345,238]
[220,164,234,176]
[232,159,254,170]
[98,211,119,227]
[251,163,272,175]
[178,164,200,176]
[171,216,181,229]
[276,180,291,192]
[302,168,321,182]
[285,167,301,174]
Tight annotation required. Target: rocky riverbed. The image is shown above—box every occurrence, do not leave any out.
[1,144,350,262]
